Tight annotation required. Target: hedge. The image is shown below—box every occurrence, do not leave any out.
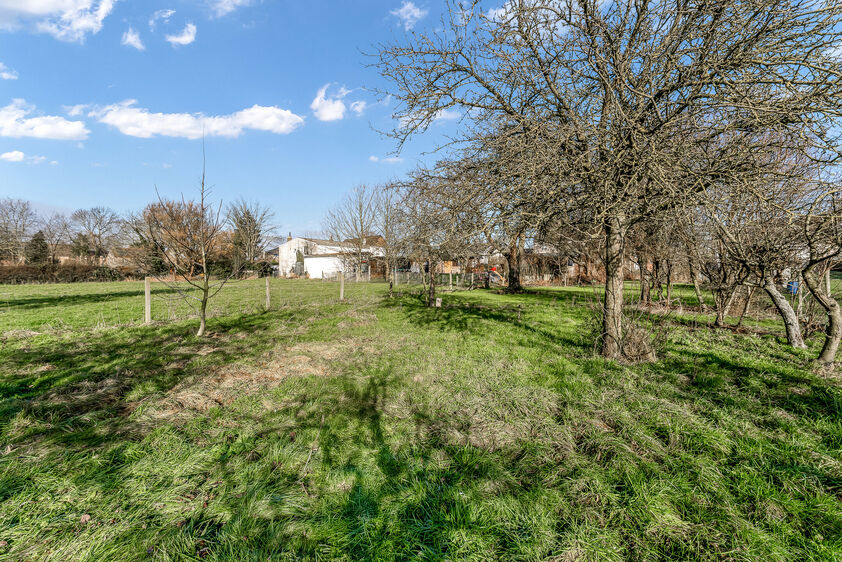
[0,264,131,284]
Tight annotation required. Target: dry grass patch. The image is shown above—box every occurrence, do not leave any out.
[142,339,387,422]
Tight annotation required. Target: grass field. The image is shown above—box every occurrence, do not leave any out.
[0,279,840,560]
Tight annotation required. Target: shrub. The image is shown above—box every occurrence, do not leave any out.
[582,292,670,363]
[0,264,131,284]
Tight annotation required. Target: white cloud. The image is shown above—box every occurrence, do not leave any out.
[486,5,509,22]
[64,104,88,116]
[350,100,367,116]
[0,99,90,140]
[90,100,305,139]
[121,26,144,50]
[0,62,17,80]
[434,108,460,121]
[0,150,49,164]
[148,8,175,29]
[5,0,118,43]
[0,150,24,162]
[391,1,427,30]
[211,0,252,17]
[165,22,196,46]
[310,84,350,122]
[369,155,403,164]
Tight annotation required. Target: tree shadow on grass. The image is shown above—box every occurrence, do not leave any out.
[382,292,591,353]
[654,347,841,422]
[192,360,556,560]
[0,309,300,454]
[1,287,181,311]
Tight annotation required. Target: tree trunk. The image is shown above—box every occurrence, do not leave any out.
[427,261,437,307]
[653,259,664,301]
[639,254,651,305]
[356,251,361,282]
[796,270,805,320]
[736,285,756,328]
[803,263,842,366]
[763,279,807,349]
[505,232,524,293]
[665,260,673,305]
[602,216,625,359]
[690,261,707,311]
[197,281,209,337]
[714,287,737,327]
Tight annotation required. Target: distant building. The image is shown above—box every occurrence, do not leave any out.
[274,235,384,278]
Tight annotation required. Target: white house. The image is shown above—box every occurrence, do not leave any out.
[275,235,387,278]
[276,237,347,277]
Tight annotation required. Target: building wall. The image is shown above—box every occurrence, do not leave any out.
[303,255,343,278]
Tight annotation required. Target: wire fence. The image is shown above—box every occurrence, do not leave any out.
[7,270,839,333]
[1,278,389,332]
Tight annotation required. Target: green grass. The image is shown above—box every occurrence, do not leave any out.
[0,278,376,332]
[0,280,840,560]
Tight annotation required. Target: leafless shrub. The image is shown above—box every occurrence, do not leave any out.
[583,292,670,364]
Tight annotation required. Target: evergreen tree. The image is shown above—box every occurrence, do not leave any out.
[25,230,49,264]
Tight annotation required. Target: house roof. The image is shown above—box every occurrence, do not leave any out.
[281,236,383,250]
[302,237,348,246]
[279,236,347,247]
[343,234,385,247]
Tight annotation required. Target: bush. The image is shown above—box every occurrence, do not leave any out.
[582,292,670,363]
[0,264,131,284]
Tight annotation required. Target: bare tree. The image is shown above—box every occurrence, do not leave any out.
[40,213,70,264]
[324,184,378,281]
[375,0,842,359]
[135,165,235,337]
[0,198,37,263]
[71,206,121,263]
[396,163,493,306]
[227,199,275,266]
[802,183,842,367]
[375,183,407,296]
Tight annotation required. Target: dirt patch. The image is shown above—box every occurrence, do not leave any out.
[336,310,377,329]
[2,329,42,340]
[145,339,381,420]
[161,354,329,414]
[132,337,391,425]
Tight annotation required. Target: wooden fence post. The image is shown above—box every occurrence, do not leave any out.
[340,271,345,301]
[144,277,151,324]
[265,276,271,309]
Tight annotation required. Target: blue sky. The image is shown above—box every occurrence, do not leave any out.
[0,0,460,234]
